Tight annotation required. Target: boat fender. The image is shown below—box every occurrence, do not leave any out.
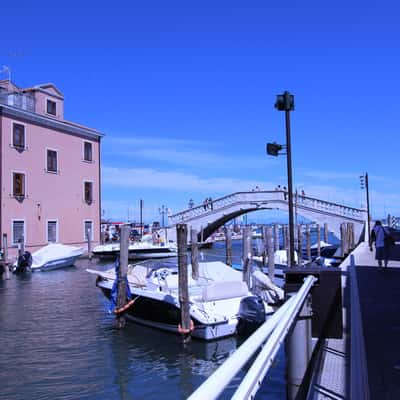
[113,296,139,314]
[178,319,195,335]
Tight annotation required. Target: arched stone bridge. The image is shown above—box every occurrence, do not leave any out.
[167,190,367,242]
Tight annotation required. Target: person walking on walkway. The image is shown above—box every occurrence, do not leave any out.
[370,220,392,268]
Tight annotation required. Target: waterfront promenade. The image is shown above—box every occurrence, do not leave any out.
[308,242,400,399]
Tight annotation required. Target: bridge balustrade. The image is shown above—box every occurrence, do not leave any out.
[169,191,366,225]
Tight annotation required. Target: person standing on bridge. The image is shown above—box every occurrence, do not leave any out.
[283,186,288,200]
[370,220,392,269]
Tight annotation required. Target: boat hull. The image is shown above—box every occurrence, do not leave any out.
[93,248,177,260]
[33,255,81,271]
[99,286,237,340]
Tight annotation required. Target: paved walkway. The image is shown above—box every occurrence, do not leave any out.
[308,242,400,400]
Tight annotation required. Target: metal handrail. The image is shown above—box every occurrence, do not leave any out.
[188,275,316,400]
[349,255,370,400]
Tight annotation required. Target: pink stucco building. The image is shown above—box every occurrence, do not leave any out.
[0,80,103,258]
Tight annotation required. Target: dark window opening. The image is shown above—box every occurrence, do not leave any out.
[13,173,25,197]
[13,123,25,149]
[84,182,93,204]
[84,142,92,162]
[47,99,56,115]
[47,150,57,173]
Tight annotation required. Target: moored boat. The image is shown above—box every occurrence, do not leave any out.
[12,243,84,272]
[92,234,178,260]
[88,260,283,340]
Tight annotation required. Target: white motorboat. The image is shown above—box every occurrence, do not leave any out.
[87,260,283,340]
[92,234,178,260]
[252,249,299,271]
[31,243,84,271]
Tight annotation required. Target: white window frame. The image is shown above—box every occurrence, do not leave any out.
[45,147,59,174]
[11,219,26,246]
[82,141,93,163]
[11,170,27,198]
[83,180,94,204]
[46,219,59,243]
[45,97,57,117]
[10,120,27,150]
[83,220,94,241]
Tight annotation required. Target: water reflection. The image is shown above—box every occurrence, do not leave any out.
[0,246,286,400]
[107,322,238,399]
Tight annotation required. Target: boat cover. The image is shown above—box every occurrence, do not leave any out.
[32,243,84,269]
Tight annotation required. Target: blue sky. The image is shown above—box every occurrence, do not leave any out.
[1,1,399,224]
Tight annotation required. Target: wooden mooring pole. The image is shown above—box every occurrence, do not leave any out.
[283,225,288,252]
[340,223,348,257]
[262,226,267,267]
[177,224,191,341]
[224,225,232,266]
[190,228,199,280]
[266,226,275,281]
[86,227,92,259]
[18,237,25,259]
[284,225,291,266]
[116,224,130,329]
[242,225,252,288]
[324,223,329,243]
[316,224,321,257]
[297,225,303,266]
[274,224,279,251]
[347,222,355,251]
[2,233,9,280]
[306,225,311,261]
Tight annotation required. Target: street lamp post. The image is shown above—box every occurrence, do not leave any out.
[267,91,296,266]
[139,199,144,238]
[159,205,167,228]
[360,173,371,242]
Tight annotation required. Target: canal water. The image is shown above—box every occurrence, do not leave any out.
[0,240,286,400]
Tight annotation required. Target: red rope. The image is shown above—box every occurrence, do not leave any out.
[113,297,139,315]
[178,319,195,335]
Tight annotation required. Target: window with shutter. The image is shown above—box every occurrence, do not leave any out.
[47,221,57,243]
[12,220,25,245]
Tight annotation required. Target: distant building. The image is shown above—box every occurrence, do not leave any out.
[0,79,104,258]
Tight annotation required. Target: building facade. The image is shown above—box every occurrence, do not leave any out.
[0,80,103,258]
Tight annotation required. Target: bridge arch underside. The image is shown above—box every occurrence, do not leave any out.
[181,201,365,243]
[197,208,261,241]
